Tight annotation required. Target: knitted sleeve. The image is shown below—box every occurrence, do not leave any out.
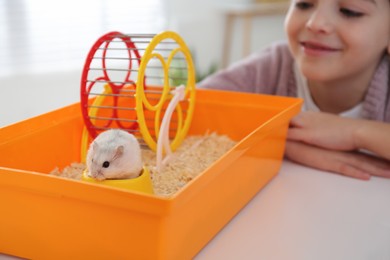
[197,41,296,96]
[361,56,390,122]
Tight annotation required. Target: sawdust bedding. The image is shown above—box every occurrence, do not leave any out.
[50,132,236,197]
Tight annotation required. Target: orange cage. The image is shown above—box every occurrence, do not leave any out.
[0,89,301,260]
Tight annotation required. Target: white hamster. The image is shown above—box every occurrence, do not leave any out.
[86,129,143,181]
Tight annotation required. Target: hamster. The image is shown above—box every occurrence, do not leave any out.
[86,129,143,181]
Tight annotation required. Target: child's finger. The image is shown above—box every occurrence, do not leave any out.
[287,128,306,142]
[334,162,371,181]
[338,152,390,179]
[289,115,305,127]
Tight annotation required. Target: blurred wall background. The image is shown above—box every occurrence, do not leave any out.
[0,0,287,127]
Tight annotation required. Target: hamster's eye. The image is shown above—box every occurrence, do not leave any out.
[102,161,110,168]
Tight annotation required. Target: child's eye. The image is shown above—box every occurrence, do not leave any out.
[295,1,313,10]
[340,8,364,18]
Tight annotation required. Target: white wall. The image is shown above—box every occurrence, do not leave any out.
[165,0,286,73]
[0,69,82,126]
[0,0,287,127]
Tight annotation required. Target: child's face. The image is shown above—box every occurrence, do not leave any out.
[284,0,390,83]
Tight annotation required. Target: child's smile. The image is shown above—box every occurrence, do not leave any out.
[284,0,390,84]
[300,40,342,57]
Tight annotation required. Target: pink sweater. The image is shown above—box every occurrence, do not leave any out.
[198,41,390,122]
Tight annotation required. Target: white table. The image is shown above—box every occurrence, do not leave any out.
[2,160,390,260]
[196,160,390,260]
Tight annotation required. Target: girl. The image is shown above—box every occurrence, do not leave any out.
[198,0,390,180]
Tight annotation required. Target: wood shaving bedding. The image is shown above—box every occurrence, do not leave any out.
[50,132,236,197]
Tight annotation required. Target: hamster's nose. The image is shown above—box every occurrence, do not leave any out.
[97,172,105,180]
[92,170,105,181]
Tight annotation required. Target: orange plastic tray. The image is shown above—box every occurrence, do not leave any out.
[0,89,301,259]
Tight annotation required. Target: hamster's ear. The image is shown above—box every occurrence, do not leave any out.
[93,141,99,151]
[115,145,124,158]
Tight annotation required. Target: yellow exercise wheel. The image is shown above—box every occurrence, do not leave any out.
[136,31,196,152]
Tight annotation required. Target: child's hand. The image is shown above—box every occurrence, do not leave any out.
[288,111,390,160]
[288,111,359,151]
[286,111,390,180]
[285,141,390,180]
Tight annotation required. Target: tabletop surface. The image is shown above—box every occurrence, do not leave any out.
[1,160,390,260]
[195,160,390,260]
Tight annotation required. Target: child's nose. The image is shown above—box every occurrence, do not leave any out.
[306,9,334,34]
